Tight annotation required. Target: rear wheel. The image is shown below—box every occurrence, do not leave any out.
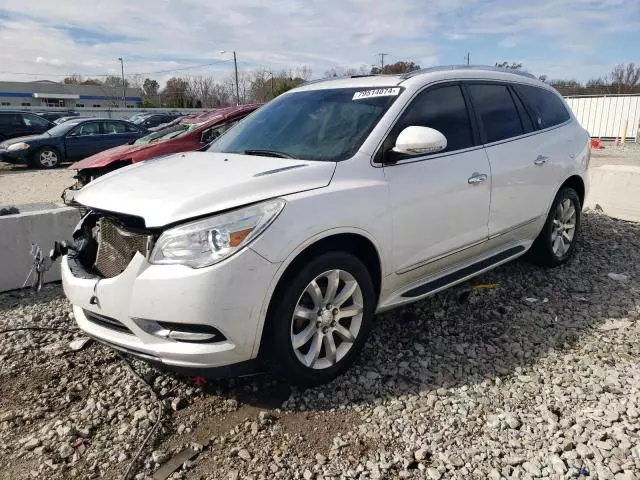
[33,147,61,169]
[528,187,581,266]
[260,252,376,386]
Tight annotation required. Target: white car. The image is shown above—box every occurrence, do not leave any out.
[61,66,590,386]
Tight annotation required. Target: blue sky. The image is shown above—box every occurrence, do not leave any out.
[0,0,638,86]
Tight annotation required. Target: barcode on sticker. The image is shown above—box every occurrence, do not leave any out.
[353,87,400,100]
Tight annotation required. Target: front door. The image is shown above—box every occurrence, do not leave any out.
[382,84,491,281]
[65,121,102,161]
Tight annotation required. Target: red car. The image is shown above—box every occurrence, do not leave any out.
[68,104,261,188]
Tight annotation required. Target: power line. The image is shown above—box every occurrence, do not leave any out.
[0,59,233,79]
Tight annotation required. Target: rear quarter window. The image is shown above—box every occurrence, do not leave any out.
[514,84,570,129]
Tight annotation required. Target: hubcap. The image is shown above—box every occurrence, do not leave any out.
[551,198,576,257]
[40,150,58,167]
[290,269,363,370]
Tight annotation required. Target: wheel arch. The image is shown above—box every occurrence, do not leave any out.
[252,229,384,358]
[559,174,585,207]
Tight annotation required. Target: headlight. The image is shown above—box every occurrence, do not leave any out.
[7,142,29,151]
[150,199,285,268]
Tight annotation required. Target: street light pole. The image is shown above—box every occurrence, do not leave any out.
[118,57,126,106]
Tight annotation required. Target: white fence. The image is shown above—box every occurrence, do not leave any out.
[565,95,640,140]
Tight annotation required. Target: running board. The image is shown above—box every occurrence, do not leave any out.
[401,245,526,298]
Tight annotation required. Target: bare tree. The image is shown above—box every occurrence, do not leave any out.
[610,63,640,93]
[294,65,313,81]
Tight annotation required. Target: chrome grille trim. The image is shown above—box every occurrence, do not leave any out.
[94,218,151,278]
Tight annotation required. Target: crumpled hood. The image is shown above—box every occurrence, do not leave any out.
[75,151,336,227]
[71,143,156,169]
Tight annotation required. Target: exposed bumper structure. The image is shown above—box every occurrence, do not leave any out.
[61,247,280,373]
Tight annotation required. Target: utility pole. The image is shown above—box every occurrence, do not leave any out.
[377,53,388,71]
[465,52,470,65]
[233,51,240,105]
[118,57,126,106]
[221,50,240,105]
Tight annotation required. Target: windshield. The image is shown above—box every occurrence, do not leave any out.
[208,87,402,161]
[134,123,198,145]
[46,122,80,136]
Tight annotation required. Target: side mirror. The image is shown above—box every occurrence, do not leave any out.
[392,126,447,156]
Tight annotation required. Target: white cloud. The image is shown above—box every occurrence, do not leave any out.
[0,0,637,84]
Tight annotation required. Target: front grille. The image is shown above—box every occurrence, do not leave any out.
[84,310,133,335]
[94,218,150,278]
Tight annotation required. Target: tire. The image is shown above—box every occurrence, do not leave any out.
[528,187,581,266]
[260,252,376,387]
[33,147,61,169]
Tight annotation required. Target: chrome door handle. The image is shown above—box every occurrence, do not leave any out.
[534,155,548,166]
[468,173,488,185]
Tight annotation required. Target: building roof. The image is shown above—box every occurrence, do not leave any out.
[0,80,142,101]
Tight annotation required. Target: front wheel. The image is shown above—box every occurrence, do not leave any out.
[528,187,581,266]
[260,252,376,387]
[33,147,61,169]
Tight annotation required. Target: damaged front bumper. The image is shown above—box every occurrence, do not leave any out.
[60,215,281,375]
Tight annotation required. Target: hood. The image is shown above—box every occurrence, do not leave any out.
[71,142,159,169]
[75,151,336,227]
[0,133,49,147]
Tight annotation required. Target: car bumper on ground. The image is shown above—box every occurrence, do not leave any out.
[61,247,281,374]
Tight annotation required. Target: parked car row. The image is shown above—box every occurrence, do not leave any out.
[58,66,591,385]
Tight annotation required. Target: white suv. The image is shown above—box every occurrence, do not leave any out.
[61,66,590,386]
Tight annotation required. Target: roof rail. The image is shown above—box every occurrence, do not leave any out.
[401,65,538,80]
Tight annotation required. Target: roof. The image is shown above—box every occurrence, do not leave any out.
[297,65,544,92]
[182,104,262,125]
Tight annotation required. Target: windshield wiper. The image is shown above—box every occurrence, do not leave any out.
[242,149,298,159]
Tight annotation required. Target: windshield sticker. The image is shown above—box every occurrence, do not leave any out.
[352,87,400,100]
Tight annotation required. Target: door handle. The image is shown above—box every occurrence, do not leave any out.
[468,173,488,185]
[534,155,548,166]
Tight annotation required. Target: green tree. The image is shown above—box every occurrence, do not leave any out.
[495,61,523,70]
[370,61,420,75]
[163,77,189,107]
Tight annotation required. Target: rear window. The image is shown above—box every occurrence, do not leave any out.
[467,84,523,143]
[514,84,570,129]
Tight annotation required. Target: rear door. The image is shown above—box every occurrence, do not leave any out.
[382,83,491,282]
[466,82,562,236]
[65,121,102,161]
[101,121,140,150]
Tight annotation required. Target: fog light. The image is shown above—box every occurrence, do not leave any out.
[133,318,226,343]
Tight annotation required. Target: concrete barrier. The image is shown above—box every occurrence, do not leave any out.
[0,206,80,292]
[585,165,640,222]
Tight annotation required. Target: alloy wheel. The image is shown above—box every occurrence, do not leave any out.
[551,198,576,257]
[290,269,363,369]
[39,150,58,168]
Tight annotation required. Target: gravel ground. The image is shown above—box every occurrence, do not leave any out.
[1,211,639,480]
[0,163,74,207]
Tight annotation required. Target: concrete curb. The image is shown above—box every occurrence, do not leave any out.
[0,206,80,292]
[585,165,640,222]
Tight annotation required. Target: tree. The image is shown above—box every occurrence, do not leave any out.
[370,61,420,75]
[163,77,189,107]
[495,61,523,70]
[81,78,102,85]
[323,65,369,78]
[142,78,160,97]
[610,63,640,94]
[103,75,129,88]
[63,74,83,85]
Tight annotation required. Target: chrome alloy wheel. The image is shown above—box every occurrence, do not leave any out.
[39,150,58,167]
[551,198,577,257]
[290,269,363,369]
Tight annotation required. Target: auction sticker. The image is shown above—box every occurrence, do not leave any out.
[353,87,401,100]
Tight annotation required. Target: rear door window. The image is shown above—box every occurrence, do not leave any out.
[0,114,22,126]
[514,84,570,128]
[467,84,523,143]
[392,84,474,153]
[103,121,127,134]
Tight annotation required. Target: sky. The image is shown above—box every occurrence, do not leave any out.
[0,0,638,87]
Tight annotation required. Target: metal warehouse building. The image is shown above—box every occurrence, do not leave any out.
[0,80,142,108]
